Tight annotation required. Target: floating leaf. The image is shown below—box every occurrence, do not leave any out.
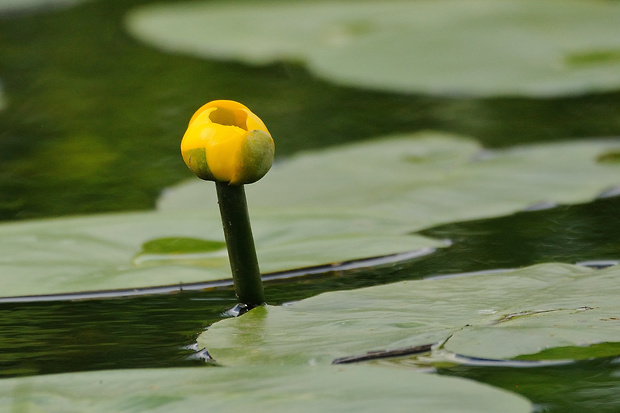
[0,208,436,298]
[199,263,620,365]
[126,0,620,97]
[0,365,532,413]
[160,132,620,233]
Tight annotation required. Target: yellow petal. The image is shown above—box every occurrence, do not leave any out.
[187,100,269,135]
[180,100,274,184]
[204,124,246,182]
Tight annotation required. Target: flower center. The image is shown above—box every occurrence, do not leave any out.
[209,107,248,130]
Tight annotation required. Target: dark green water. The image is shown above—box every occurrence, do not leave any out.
[1,1,620,412]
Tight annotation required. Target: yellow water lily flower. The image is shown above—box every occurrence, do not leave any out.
[181,100,275,185]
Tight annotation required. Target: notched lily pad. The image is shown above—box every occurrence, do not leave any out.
[0,208,437,298]
[126,0,620,96]
[199,263,620,365]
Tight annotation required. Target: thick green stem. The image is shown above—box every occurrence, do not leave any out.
[215,182,265,307]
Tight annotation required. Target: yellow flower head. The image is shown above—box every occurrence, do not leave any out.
[181,100,275,185]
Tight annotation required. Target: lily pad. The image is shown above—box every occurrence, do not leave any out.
[160,132,620,233]
[126,0,620,97]
[198,263,620,365]
[0,365,531,413]
[0,208,436,298]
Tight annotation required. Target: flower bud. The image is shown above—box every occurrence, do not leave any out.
[181,100,275,185]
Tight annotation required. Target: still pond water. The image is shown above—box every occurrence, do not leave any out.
[1,1,620,412]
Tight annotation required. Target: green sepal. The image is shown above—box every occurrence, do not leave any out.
[233,130,275,185]
[183,147,215,181]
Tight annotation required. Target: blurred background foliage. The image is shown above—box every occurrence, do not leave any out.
[1,0,620,220]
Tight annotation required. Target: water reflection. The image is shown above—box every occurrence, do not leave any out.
[0,292,236,378]
[438,357,620,413]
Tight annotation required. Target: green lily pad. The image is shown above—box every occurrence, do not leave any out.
[160,132,620,233]
[0,208,436,298]
[126,0,620,97]
[0,365,531,413]
[0,132,619,298]
[0,0,90,13]
[199,263,620,365]
[0,211,435,298]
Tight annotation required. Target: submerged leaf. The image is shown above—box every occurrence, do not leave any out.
[0,365,531,413]
[126,0,620,96]
[199,263,620,364]
[133,237,227,266]
[597,150,620,164]
[565,50,620,67]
